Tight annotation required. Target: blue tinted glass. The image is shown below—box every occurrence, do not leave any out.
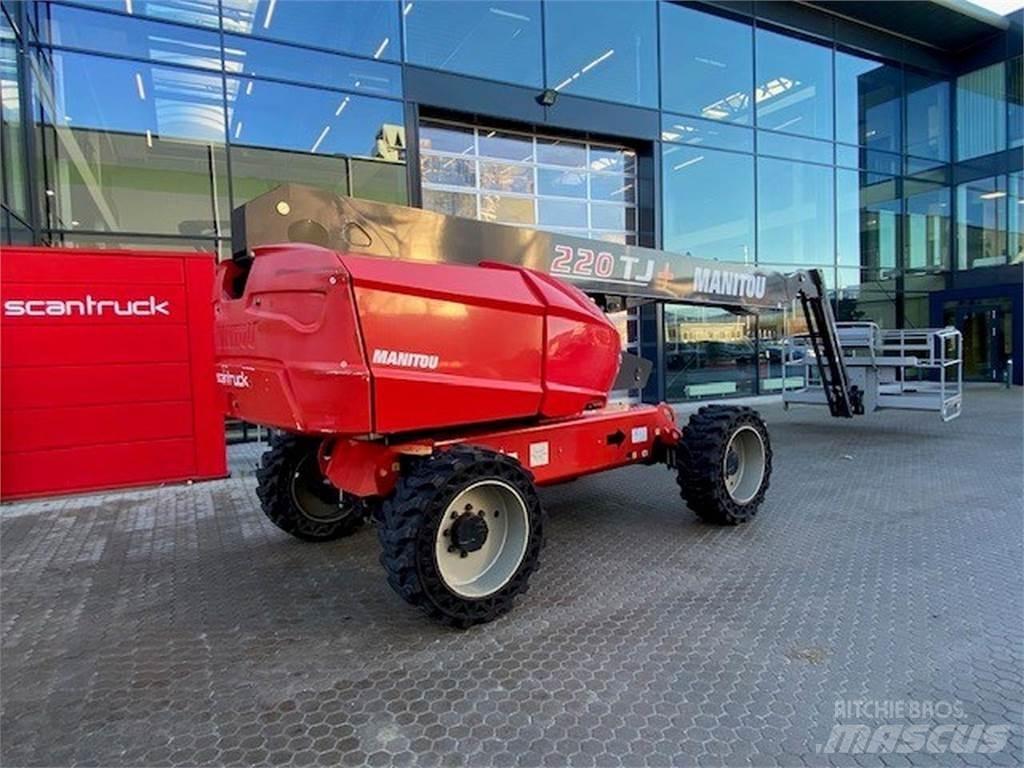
[836,168,900,272]
[663,145,755,263]
[864,149,900,176]
[227,77,404,158]
[404,1,542,87]
[1010,57,1022,149]
[904,180,950,270]
[222,0,400,61]
[757,157,834,264]
[67,0,219,27]
[538,168,586,198]
[756,131,832,164]
[661,114,753,153]
[905,156,949,184]
[905,70,950,161]
[223,35,401,97]
[835,51,901,152]
[51,51,226,141]
[544,1,656,107]
[660,5,753,124]
[42,4,221,69]
[36,49,230,235]
[756,28,833,140]
[956,63,1005,160]
[836,143,858,169]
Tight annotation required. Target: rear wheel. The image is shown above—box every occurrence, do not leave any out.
[676,405,772,525]
[378,446,544,627]
[255,433,366,541]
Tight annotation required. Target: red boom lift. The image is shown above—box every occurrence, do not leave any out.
[215,185,861,627]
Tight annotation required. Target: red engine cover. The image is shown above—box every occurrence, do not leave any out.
[215,245,621,436]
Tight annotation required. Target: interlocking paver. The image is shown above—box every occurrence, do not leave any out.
[1,386,1021,767]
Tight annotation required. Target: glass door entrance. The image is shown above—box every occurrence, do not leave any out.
[944,298,1012,381]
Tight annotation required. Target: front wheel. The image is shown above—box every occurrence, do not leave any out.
[676,405,772,525]
[377,446,544,628]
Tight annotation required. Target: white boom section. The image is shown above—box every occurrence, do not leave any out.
[782,322,963,422]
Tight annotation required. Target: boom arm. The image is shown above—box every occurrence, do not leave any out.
[232,184,859,417]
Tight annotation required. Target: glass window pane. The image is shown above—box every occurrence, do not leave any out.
[423,188,475,218]
[36,51,229,235]
[68,0,220,28]
[663,145,754,263]
[538,198,586,227]
[481,194,535,225]
[835,267,897,327]
[660,5,753,124]
[664,305,757,401]
[756,131,832,165]
[837,168,900,277]
[1010,57,1022,149]
[223,35,401,96]
[661,114,754,153]
[350,158,407,205]
[905,70,950,161]
[957,62,1006,160]
[756,28,833,140]
[836,143,858,169]
[227,78,404,158]
[479,161,533,194]
[221,0,399,61]
[480,130,534,162]
[956,175,1008,270]
[48,232,222,255]
[590,174,635,203]
[864,149,901,176]
[590,204,634,232]
[41,4,221,70]
[1,15,27,217]
[835,51,901,152]
[537,137,585,168]
[404,0,542,87]
[589,145,634,175]
[421,155,476,187]
[419,119,637,243]
[230,146,348,206]
[538,167,587,198]
[1009,172,1023,264]
[757,157,834,264]
[419,123,474,155]
[904,180,950,270]
[544,0,657,107]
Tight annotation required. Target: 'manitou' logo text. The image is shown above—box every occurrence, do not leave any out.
[372,349,440,370]
[692,267,767,300]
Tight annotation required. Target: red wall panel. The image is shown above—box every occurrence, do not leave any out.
[1,246,227,499]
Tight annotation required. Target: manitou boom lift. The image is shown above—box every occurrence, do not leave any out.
[216,184,961,626]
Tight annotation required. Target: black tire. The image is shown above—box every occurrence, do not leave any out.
[377,446,544,628]
[255,432,366,542]
[676,405,772,525]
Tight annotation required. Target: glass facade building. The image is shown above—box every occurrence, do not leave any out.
[2,0,1022,399]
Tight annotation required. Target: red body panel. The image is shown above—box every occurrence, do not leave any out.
[1,246,227,500]
[323,404,681,497]
[215,245,373,434]
[215,245,621,436]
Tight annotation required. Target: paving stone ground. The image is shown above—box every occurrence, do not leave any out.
[2,386,1022,767]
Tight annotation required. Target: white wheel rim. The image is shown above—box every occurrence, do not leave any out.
[722,425,766,504]
[434,479,530,599]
